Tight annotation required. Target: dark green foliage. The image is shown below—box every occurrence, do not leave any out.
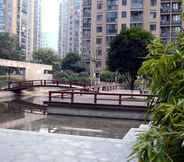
[0,32,24,60]
[33,48,62,72]
[107,28,153,90]
[100,70,115,82]
[131,35,184,162]
[54,70,90,85]
[62,53,84,73]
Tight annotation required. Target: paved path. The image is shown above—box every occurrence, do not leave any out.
[0,128,132,162]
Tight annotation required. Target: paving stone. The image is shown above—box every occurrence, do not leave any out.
[0,128,134,162]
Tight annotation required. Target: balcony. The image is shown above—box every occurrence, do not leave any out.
[172,32,180,37]
[83,0,91,6]
[107,0,119,10]
[160,20,170,26]
[131,16,143,23]
[131,1,143,10]
[131,11,143,23]
[161,32,170,38]
[172,20,182,26]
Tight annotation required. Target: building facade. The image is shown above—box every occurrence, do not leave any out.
[34,0,41,49]
[0,0,17,34]
[81,0,161,77]
[58,0,81,58]
[160,0,183,43]
[0,0,41,61]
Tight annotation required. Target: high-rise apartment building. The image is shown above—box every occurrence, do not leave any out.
[17,0,35,61]
[81,0,161,77]
[0,0,41,61]
[58,0,81,58]
[34,0,41,49]
[160,0,183,43]
[0,0,17,34]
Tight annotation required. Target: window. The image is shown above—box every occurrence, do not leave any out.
[122,0,127,5]
[96,47,102,56]
[106,12,118,22]
[150,0,157,6]
[106,24,118,34]
[121,11,127,18]
[150,12,156,19]
[172,3,181,11]
[97,1,103,9]
[172,15,181,24]
[97,14,103,21]
[150,24,156,31]
[121,24,127,30]
[106,36,115,44]
[96,61,102,68]
[96,38,102,44]
[96,26,103,32]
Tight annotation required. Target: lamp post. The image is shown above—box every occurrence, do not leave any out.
[90,55,97,86]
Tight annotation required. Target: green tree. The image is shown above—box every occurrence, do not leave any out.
[100,70,115,82]
[0,32,24,60]
[33,48,62,71]
[130,35,184,162]
[62,53,84,73]
[107,28,153,90]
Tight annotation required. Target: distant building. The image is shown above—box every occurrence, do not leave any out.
[160,0,183,43]
[40,32,49,48]
[34,0,41,49]
[0,0,17,34]
[0,0,41,61]
[81,0,160,76]
[58,0,81,58]
[17,0,36,61]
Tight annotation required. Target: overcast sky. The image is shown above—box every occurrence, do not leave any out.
[41,0,60,50]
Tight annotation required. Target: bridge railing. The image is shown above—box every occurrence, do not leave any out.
[48,90,158,107]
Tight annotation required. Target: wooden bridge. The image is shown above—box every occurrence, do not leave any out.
[44,90,157,120]
[4,80,121,93]
[4,80,83,92]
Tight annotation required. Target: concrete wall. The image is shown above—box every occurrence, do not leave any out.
[0,59,53,80]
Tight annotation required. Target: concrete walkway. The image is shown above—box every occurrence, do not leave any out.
[0,128,133,162]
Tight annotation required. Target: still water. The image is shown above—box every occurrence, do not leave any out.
[0,87,143,139]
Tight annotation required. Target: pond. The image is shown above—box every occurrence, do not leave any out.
[0,87,144,139]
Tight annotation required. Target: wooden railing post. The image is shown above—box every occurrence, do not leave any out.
[49,92,52,101]
[94,93,97,104]
[71,92,74,103]
[61,92,64,99]
[44,80,46,86]
[41,80,43,86]
[119,94,122,105]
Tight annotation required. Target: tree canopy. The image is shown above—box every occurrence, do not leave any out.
[0,32,24,60]
[62,53,84,73]
[33,48,62,71]
[131,34,184,162]
[107,28,154,89]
